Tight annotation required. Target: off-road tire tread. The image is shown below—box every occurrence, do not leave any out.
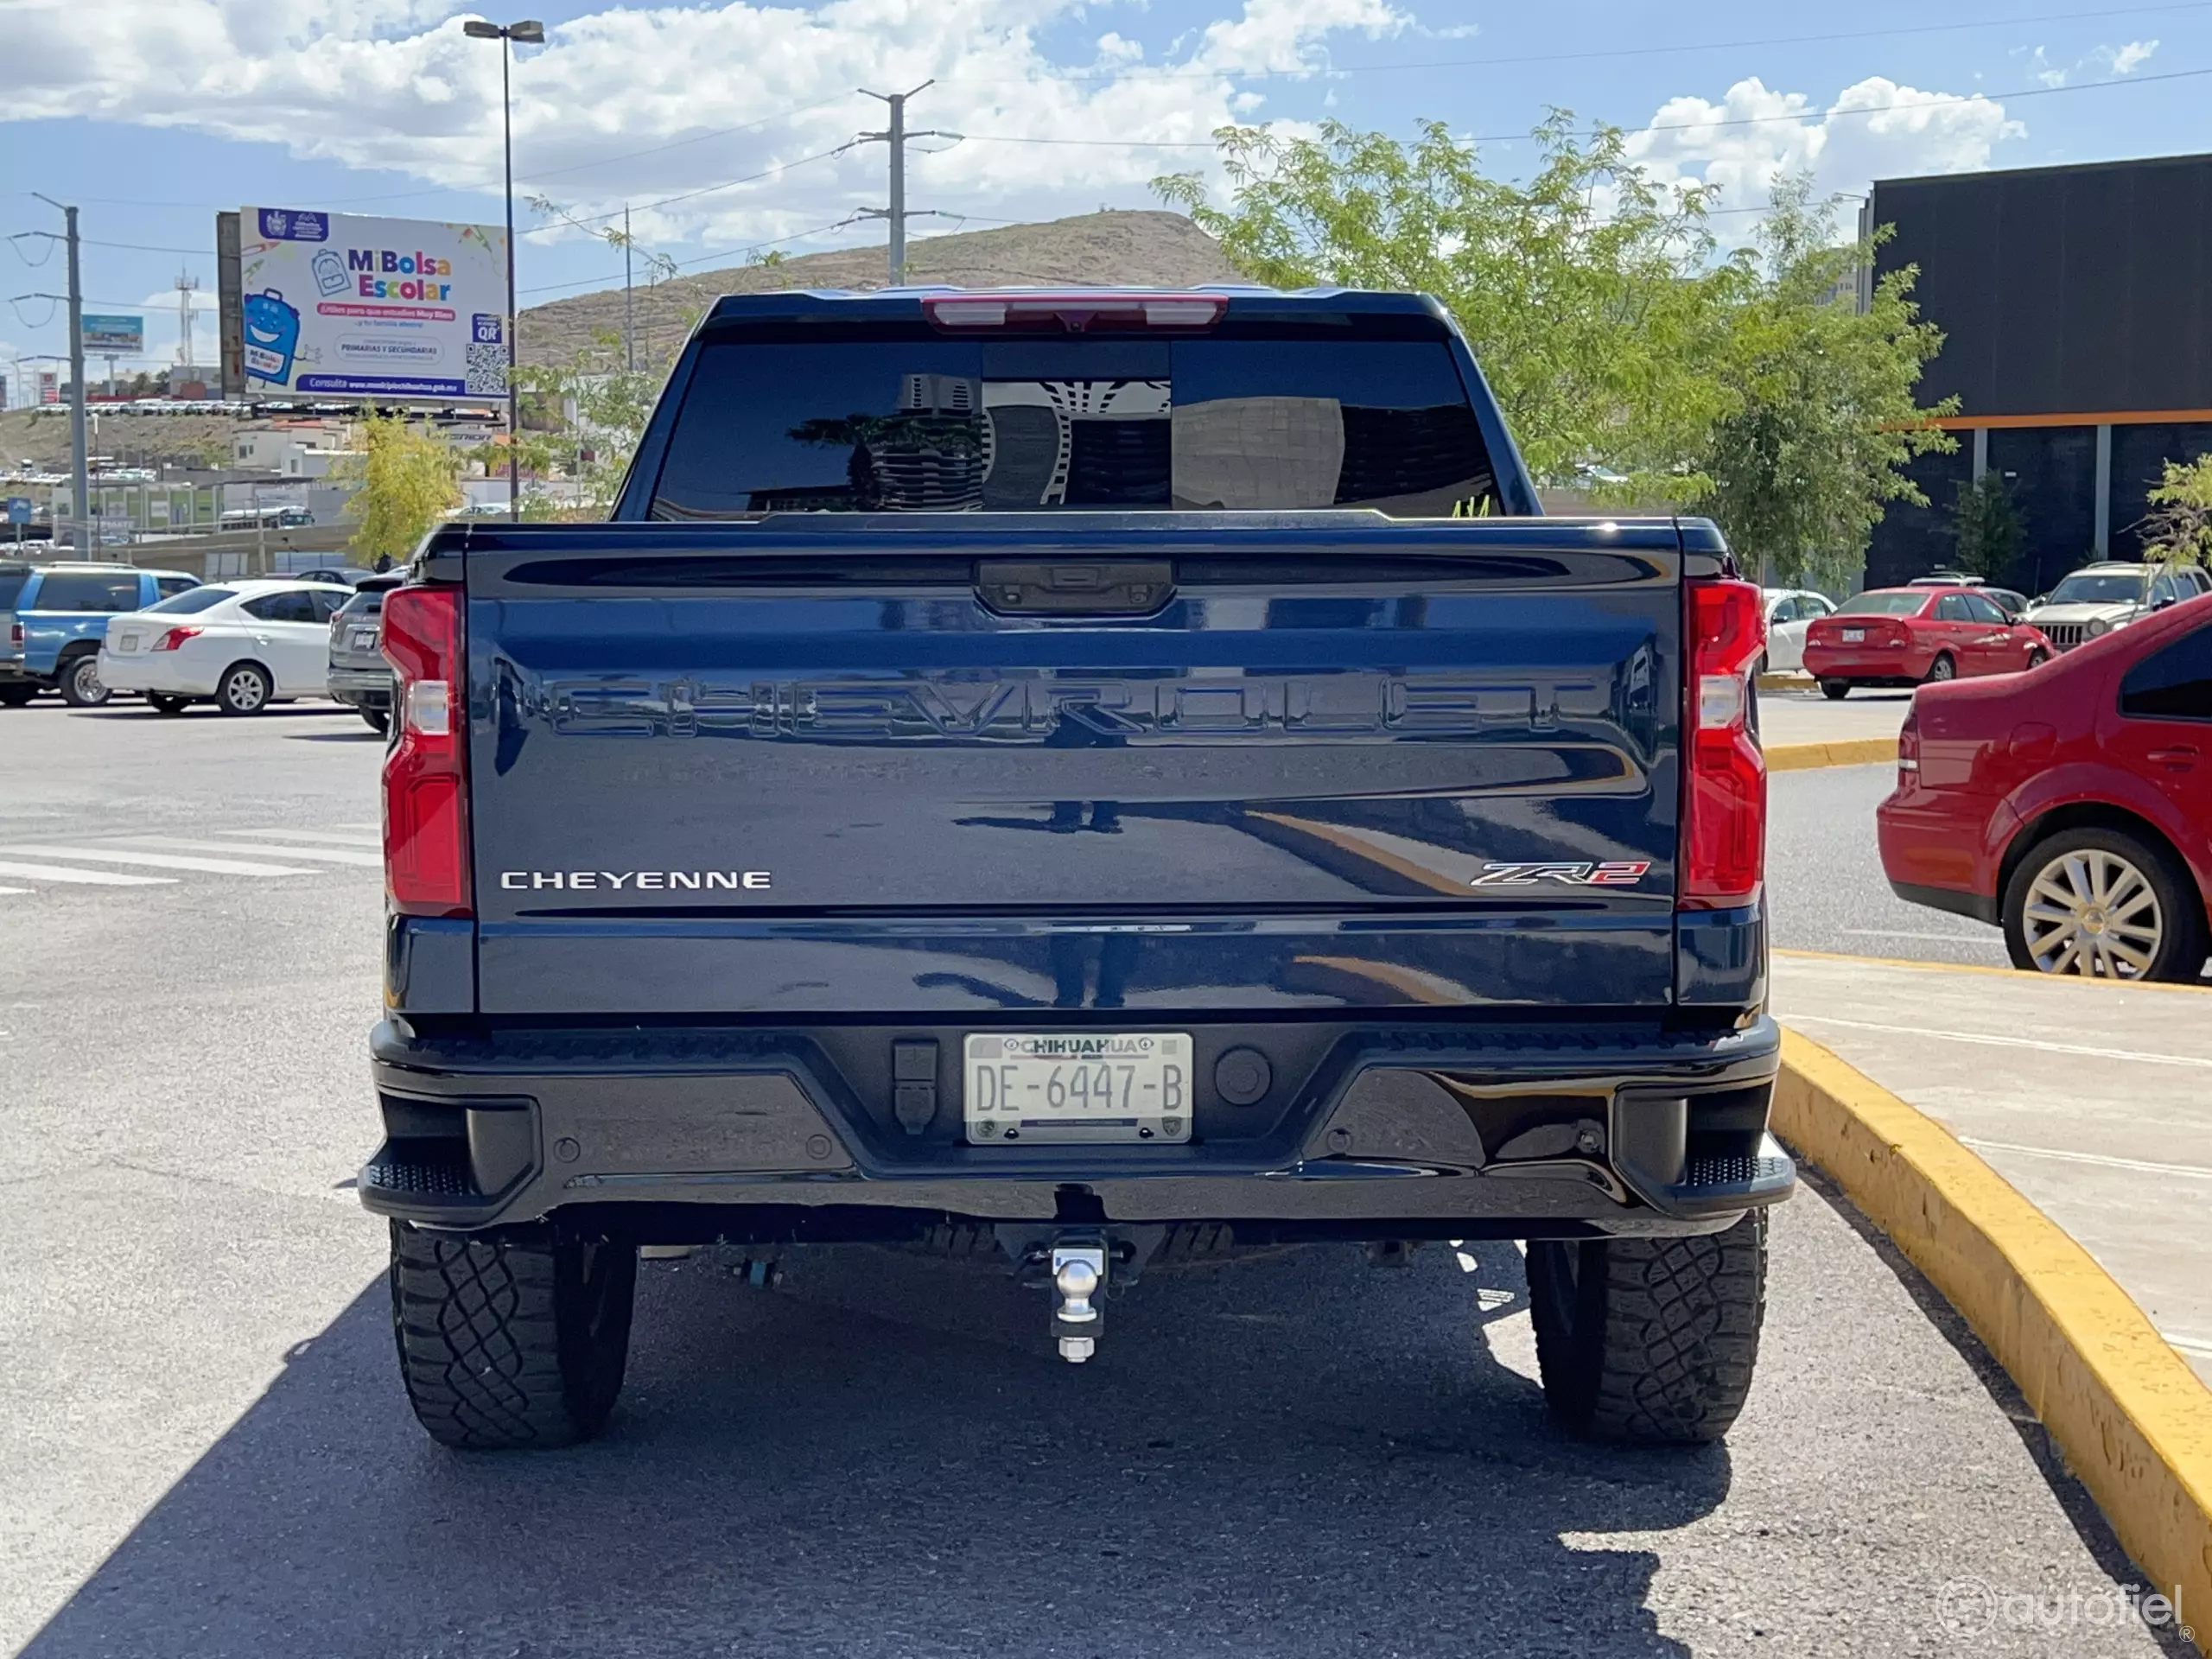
[1529,1210,1767,1445]
[388,1221,631,1450]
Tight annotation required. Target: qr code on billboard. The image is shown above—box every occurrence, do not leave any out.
[465,340,508,397]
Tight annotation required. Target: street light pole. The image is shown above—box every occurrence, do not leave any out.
[465,18,544,524]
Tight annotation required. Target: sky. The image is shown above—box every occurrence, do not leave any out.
[5,0,2209,390]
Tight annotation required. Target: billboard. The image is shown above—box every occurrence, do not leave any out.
[233,207,508,400]
[82,315,145,353]
[38,371,59,405]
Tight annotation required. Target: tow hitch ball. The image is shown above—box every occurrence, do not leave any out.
[1051,1240,1107,1363]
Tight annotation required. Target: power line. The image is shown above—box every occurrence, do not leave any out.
[957,63,2212,150]
[941,0,2212,86]
[515,214,871,296]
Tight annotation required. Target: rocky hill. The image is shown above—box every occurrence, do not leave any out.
[518,209,1240,369]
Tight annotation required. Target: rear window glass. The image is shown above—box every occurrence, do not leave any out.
[650,334,1497,518]
[31,572,142,612]
[0,571,27,613]
[1833,592,1929,616]
[339,589,385,617]
[145,587,235,615]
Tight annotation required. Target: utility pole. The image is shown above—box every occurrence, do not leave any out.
[29,195,89,551]
[623,204,634,372]
[856,82,958,286]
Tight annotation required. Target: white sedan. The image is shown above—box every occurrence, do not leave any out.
[99,580,352,715]
[1762,588,1836,674]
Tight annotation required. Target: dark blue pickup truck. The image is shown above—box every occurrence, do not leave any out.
[361,287,1789,1452]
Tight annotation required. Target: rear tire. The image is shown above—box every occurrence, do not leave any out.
[360,708,390,735]
[59,652,110,707]
[1924,652,1956,684]
[2001,825,2206,982]
[214,662,271,715]
[1527,1210,1768,1445]
[389,1218,637,1451]
[147,693,190,716]
[1819,678,1851,701]
[0,683,35,708]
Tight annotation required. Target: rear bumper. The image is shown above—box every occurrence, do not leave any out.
[359,1013,1792,1240]
[1801,645,1931,683]
[327,664,392,709]
[98,651,211,696]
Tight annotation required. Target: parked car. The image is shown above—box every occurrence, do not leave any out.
[327,574,399,732]
[2023,561,2212,652]
[356,285,1795,1454]
[1761,588,1834,673]
[1801,585,2051,699]
[1903,573,2030,617]
[294,567,380,587]
[96,579,350,715]
[2,562,201,707]
[1879,590,2212,981]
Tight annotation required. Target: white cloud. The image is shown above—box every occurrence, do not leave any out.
[1624,75,2024,230]
[7,0,1408,251]
[2109,39,2158,74]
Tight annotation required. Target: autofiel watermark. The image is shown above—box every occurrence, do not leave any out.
[1936,1577,2191,1641]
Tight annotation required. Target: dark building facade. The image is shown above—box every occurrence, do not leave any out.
[1866,152,2212,594]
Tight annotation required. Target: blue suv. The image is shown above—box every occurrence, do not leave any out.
[1,562,201,707]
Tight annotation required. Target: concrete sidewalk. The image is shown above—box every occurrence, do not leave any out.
[1770,949,2212,1386]
[1759,685,1914,746]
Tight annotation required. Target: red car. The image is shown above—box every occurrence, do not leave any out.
[1802,586,2051,699]
[1878,592,2212,980]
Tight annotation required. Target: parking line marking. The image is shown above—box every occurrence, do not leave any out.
[131,838,382,868]
[1958,1136,2212,1182]
[0,860,175,887]
[0,886,29,895]
[216,828,382,849]
[1783,1013,2212,1071]
[2165,1332,2212,1357]
[3,845,316,877]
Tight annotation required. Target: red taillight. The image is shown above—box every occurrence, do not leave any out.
[1897,707,1921,788]
[1681,578,1767,909]
[151,626,201,652]
[921,292,1227,333]
[8,621,19,648]
[379,585,470,918]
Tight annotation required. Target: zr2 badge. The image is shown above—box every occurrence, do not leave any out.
[1472,860,1653,888]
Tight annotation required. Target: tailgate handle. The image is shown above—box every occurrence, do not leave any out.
[976,561,1173,616]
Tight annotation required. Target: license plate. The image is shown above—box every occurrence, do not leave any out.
[964,1033,1192,1144]
[119,633,139,652]
[1840,627,1866,642]
[351,628,378,650]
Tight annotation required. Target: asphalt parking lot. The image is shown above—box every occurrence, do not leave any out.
[0,696,2186,1657]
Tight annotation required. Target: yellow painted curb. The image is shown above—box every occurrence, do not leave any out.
[1775,1028,2212,1652]
[1776,945,2212,994]
[1766,735,1899,772]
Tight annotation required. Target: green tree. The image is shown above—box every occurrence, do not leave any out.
[335,413,462,565]
[473,329,662,518]
[2141,454,2212,568]
[1155,114,1738,504]
[1947,473,2025,580]
[1696,180,1957,589]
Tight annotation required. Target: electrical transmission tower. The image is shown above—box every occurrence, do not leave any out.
[175,273,201,368]
[855,81,962,286]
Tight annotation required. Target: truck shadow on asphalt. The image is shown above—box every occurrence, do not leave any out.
[21,1240,1723,1658]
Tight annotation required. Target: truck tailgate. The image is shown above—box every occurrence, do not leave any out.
[461,518,1686,1014]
